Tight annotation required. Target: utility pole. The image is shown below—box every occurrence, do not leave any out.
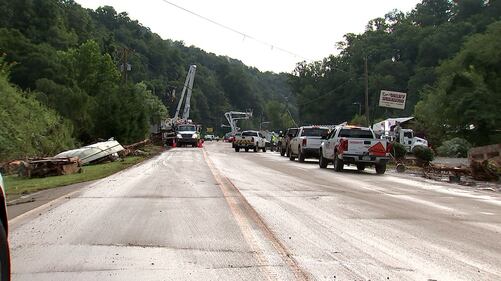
[119,47,133,84]
[364,56,370,127]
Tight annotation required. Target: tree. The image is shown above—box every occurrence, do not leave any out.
[415,21,501,145]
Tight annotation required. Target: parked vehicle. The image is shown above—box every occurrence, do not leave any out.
[289,126,330,162]
[231,132,242,148]
[234,130,267,152]
[204,134,215,141]
[280,128,298,157]
[176,123,200,147]
[319,125,390,174]
[372,117,428,152]
[0,173,10,281]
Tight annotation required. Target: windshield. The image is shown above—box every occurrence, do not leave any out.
[178,125,196,131]
[339,128,374,139]
[242,131,258,137]
[301,128,329,137]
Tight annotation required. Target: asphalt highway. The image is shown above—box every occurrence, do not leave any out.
[9,142,501,280]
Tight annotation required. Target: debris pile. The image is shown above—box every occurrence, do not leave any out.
[18,157,81,178]
[423,163,471,183]
[55,139,124,165]
[119,139,150,157]
[469,144,501,181]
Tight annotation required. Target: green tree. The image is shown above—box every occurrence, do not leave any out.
[415,21,501,145]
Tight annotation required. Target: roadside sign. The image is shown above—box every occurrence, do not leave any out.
[379,90,407,110]
[206,127,214,133]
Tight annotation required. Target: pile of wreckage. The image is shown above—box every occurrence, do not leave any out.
[0,138,150,178]
[423,143,501,183]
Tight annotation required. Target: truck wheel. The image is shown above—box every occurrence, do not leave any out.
[262,146,266,152]
[280,147,285,156]
[286,147,291,158]
[253,146,258,152]
[333,153,344,172]
[298,148,305,163]
[192,143,197,148]
[245,148,249,152]
[375,163,386,174]
[356,164,365,171]
[235,147,240,152]
[319,152,328,168]
[0,221,10,281]
[289,153,295,161]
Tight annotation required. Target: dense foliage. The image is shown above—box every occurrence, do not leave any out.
[413,146,435,164]
[436,137,472,158]
[0,58,74,160]
[290,0,501,146]
[0,0,295,161]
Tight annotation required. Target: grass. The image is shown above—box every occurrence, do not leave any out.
[4,156,145,198]
[2,144,166,198]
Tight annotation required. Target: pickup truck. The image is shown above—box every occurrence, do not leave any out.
[319,125,390,174]
[289,126,330,162]
[234,130,267,152]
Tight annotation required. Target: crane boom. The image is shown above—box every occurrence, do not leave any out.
[173,65,197,121]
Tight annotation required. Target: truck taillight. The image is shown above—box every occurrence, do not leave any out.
[339,139,348,151]
[302,139,307,146]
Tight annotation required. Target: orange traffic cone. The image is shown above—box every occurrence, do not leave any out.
[172,139,177,148]
[198,139,204,148]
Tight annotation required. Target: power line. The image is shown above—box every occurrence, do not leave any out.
[298,78,355,107]
[158,0,311,61]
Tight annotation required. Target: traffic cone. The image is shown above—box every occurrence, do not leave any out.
[198,139,204,148]
[172,139,177,148]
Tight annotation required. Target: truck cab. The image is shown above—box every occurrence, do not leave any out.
[176,124,200,147]
[398,129,428,152]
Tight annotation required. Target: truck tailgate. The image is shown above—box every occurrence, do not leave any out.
[344,139,387,155]
[304,137,323,149]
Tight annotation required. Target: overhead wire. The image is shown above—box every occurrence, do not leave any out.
[158,0,311,61]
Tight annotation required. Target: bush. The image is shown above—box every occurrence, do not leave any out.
[391,142,407,159]
[413,146,435,164]
[437,137,472,158]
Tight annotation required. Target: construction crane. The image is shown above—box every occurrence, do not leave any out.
[224,111,253,134]
[162,65,197,145]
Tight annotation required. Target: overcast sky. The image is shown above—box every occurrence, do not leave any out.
[76,0,421,73]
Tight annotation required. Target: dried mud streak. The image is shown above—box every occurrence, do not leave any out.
[202,149,311,281]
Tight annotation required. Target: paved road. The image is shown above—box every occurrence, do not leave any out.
[9,142,501,280]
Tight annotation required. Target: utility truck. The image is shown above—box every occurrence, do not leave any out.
[176,122,201,147]
[372,117,428,153]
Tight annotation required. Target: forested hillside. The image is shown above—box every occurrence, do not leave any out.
[291,0,501,145]
[0,0,294,160]
[1,0,500,161]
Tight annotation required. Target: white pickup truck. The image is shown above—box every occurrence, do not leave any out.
[289,126,330,162]
[319,125,390,174]
[234,130,267,152]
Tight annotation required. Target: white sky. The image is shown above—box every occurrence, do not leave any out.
[76,0,420,73]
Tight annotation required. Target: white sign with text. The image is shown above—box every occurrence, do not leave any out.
[379,90,407,110]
